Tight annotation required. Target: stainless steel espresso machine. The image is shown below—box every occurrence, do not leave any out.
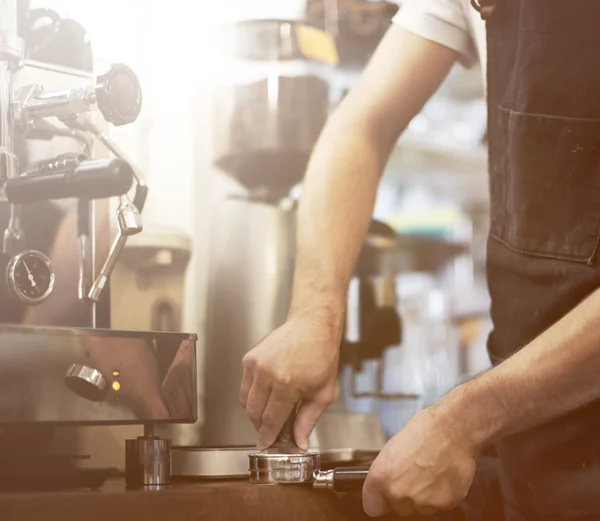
[0,0,197,491]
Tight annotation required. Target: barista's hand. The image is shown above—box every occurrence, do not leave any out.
[240,310,341,450]
[363,407,477,517]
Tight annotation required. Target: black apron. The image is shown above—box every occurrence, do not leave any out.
[474,0,600,519]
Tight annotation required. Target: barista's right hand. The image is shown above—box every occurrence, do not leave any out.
[240,308,341,450]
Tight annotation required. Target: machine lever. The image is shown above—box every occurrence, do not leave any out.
[5,157,133,203]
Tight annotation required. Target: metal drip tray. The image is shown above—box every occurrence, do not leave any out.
[171,447,259,479]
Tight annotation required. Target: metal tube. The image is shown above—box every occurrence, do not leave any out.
[88,196,143,302]
[34,120,92,156]
[87,232,125,302]
[90,199,97,327]
[0,59,22,254]
[77,200,92,301]
[24,86,93,120]
[0,61,17,182]
[0,0,21,183]
[0,1,24,254]
[75,118,146,187]
[78,232,90,298]
[3,203,22,251]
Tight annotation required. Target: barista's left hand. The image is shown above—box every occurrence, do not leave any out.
[362,407,477,517]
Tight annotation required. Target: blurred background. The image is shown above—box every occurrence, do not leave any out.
[23,0,491,448]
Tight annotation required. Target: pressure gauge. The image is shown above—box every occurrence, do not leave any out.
[6,250,55,305]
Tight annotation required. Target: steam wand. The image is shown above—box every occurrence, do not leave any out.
[87,195,143,302]
[64,116,147,303]
[64,114,148,304]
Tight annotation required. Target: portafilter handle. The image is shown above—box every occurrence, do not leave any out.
[313,466,370,492]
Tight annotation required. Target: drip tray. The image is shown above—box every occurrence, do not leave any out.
[171,447,259,479]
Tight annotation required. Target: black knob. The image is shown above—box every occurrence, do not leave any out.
[95,63,142,126]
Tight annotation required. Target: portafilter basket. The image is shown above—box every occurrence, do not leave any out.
[248,405,369,492]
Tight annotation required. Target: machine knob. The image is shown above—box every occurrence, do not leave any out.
[95,63,142,126]
[64,364,109,401]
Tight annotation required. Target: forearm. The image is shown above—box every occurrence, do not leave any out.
[288,28,457,324]
[241,28,459,447]
[289,115,388,321]
[440,287,600,448]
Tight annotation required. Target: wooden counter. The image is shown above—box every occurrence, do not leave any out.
[0,478,412,521]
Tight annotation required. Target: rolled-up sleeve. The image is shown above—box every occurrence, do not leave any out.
[393,0,477,67]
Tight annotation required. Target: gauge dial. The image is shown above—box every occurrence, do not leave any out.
[6,250,55,305]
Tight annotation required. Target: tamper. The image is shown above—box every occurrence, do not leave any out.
[248,406,319,484]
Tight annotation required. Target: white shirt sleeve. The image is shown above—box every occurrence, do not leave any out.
[393,0,477,68]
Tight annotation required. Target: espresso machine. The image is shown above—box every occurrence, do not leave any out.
[0,0,197,490]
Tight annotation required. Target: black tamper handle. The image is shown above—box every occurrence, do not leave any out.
[332,466,370,492]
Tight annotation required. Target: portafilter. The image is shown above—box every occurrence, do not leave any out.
[248,406,370,492]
